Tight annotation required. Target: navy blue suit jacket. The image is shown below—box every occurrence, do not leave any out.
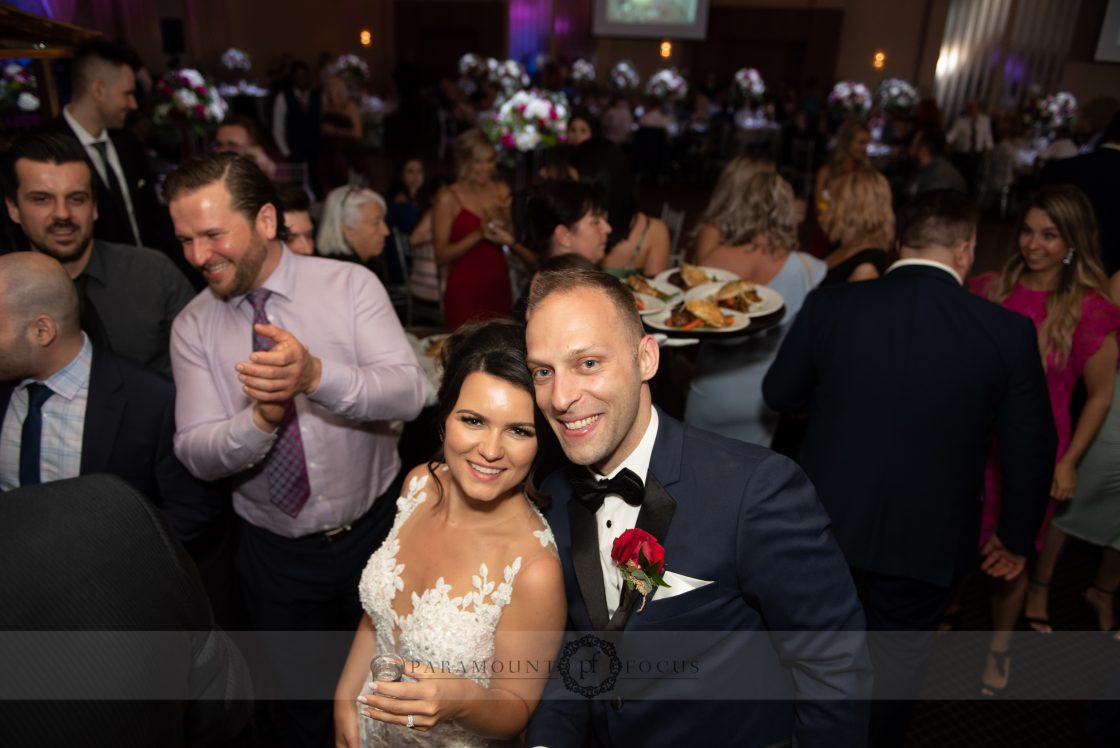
[525,410,871,748]
[1,347,223,542]
[764,264,1056,588]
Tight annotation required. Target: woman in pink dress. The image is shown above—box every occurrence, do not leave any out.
[969,185,1120,695]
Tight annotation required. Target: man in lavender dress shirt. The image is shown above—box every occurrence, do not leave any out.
[165,153,426,748]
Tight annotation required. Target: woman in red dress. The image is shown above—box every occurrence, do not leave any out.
[432,130,524,330]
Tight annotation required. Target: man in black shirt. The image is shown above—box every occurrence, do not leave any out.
[3,133,193,378]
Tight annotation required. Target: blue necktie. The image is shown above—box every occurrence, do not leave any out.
[19,383,55,486]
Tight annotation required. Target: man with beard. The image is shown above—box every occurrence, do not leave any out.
[165,153,426,748]
[3,133,194,379]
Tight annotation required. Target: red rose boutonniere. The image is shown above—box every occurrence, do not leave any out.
[610,528,669,613]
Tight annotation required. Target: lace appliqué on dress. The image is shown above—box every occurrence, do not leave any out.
[355,472,531,748]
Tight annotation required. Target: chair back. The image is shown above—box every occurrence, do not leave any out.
[660,202,687,265]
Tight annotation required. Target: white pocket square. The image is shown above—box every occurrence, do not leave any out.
[652,571,713,602]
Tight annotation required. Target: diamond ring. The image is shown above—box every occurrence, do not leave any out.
[406,714,415,729]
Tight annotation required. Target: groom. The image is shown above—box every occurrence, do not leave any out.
[523,265,871,747]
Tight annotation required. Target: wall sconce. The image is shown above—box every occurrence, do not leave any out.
[360,29,372,47]
[660,40,672,59]
[873,49,886,70]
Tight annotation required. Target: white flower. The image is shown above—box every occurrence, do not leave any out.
[5,63,23,77]
[173,88,199,109]
[179,68,205,88]
[17,92,39,111]
[515,125,540,151]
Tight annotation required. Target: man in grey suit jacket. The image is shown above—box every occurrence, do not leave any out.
[4,133,194,378]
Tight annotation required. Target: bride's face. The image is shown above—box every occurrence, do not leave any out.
[444,372,538,503]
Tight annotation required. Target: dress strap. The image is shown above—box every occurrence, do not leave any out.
[447,186,465,209]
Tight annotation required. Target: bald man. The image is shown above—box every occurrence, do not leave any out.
[0,252,221,542]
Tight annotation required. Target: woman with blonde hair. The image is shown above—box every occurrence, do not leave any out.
[685,171,827,446]
[691,157,776,264]
[432,130,527,329]
[808,119,872,257]
[316,185,390,263]
[969,185,1120,694]
[819,169,894,284]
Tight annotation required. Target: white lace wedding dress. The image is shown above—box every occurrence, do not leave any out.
[357,471,556,747]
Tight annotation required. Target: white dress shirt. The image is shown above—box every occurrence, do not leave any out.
[886,258,963,285]
[0,335,92,490]
[63,107,141,245]
[589,407,659,618]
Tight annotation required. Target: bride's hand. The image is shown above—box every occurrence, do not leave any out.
[334,697,361,747]
[358,662,478,732]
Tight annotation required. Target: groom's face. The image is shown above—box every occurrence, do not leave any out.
[526,286,658,475]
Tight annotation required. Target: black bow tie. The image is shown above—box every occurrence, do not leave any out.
[572,468,645,512]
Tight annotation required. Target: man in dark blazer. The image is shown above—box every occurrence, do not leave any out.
[0,251,221,545]
[523,265,871,747]
[0,474,252,748]
[764,189,1056,746]
[1043,110,1120,275]
[38,40,185,274]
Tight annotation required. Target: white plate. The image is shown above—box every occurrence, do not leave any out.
[684,282,785,318]
[633,293,667,316]
[644,304,751,334]
[653,265,740,291]
[623,276,683,302]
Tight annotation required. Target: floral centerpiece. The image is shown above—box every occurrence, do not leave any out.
[610,60,640,92]
[152,68,228,144]
[828,80,872,119]
[1037,91,1078,130]
[221,48,251,72]
[482,88,569,165]
[332,54,370,94]
[1,61,39,112]
[878,78,918,112]
[646,68,688,101]
[458,53,487,80]
[488,59,530,97]
[731,67,765,107]
[572,59,597,86]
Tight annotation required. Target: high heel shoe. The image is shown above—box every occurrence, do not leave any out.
[980,648,1011,697]
[1023,577,1053,633]
[1083,584,1120,640]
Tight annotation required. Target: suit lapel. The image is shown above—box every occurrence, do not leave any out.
[606,474,676,631]
[80,350,125,473]
[568,498,610,631]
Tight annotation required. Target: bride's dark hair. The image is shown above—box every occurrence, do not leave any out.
[428,319,552,508]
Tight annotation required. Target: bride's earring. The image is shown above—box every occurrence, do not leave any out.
[1064,248,1075,265]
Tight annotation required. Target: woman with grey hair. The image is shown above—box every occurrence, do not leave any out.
[316,185,390,262]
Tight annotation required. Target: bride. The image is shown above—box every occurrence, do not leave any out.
[334,320,565,747]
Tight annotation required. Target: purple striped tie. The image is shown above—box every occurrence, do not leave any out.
[246,288,311,517]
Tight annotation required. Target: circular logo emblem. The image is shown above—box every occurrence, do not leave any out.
[556,634,622,698]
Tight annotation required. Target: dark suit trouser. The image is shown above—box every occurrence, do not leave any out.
[853,570,953,748]
[236,487,398,748]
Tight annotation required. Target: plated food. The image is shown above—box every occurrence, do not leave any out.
[685,281,785,318]
[645,300,751,334]
[654,263,739,292]
[624,274,680,316]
